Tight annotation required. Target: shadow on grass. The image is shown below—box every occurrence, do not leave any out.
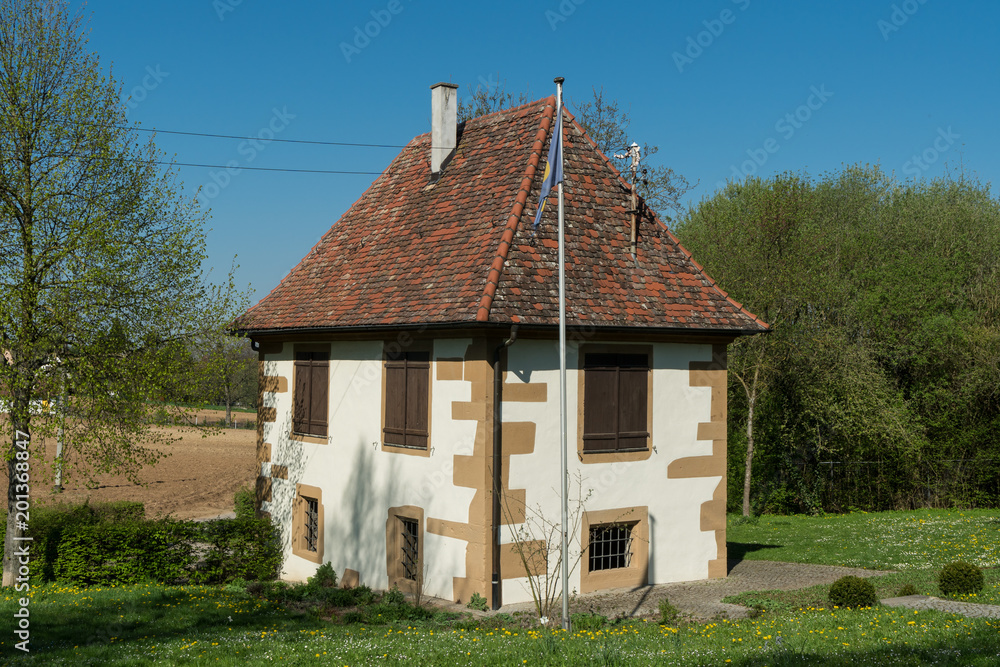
[728,541,782,565]
[7,587,285,656]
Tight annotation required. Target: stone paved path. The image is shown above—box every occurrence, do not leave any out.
[880,594,1000,618]
[498,560,1000,622]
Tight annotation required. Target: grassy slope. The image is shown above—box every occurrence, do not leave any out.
[4,509,1000,665]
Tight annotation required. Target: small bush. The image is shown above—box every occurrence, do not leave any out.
[897,583,918,597]
[829,575,877,609]
[194,517,282,584]
[233,486,256,520]
[659,597,679,624]
[307,562,338,589]
[381,586,405,606]
[571,612,607,631]
[939,561,984,596]
[466,592,488,611]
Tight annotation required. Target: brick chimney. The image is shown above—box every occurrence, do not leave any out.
[430,82,458,178]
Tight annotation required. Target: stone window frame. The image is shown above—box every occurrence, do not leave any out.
[579,506,649,593]
[385,505,424,595]
[292,483,324,564]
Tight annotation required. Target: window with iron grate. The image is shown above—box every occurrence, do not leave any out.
[400,517,419,580]
[304,497,319,552]
[588,522,635,572]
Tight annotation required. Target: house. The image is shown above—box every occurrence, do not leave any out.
[235,82,768,609]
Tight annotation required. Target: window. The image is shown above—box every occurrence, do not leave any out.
[582,352,649,453]
[386,506,424,593]
[400,518,419,581]
[292,484,323,564]
[304,498,319,553]
[588,522,635,572]
[293,350,329,438]
[383,349,430,449]
[579,507,648,593]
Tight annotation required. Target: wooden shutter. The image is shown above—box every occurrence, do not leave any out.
[616,354,648,451]
[583,353,618,452]
[293,351,328,437]
[404,352,430,448]
[583,352,649,452]
[384,350,429,449]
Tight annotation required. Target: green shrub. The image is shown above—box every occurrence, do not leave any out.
[307,562,338,589]
[659,597,679,624]
[233,486,256,520]
[939,561,984,596]
[55,519,196,585]
[466,592,488,611]
[897,583,918,597]
[194,517,282,584]
[829,575,878,609]
[381,585,405,605]
[571,612,607,631]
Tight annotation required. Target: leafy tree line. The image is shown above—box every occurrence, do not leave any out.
[677,165,1000,513]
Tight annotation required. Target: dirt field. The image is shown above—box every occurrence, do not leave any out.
[3,409,257,520]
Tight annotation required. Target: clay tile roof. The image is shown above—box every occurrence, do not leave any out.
[236,97,768,335]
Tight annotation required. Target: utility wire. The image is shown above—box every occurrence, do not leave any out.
[155,160,386,175]
[134,125,408,149]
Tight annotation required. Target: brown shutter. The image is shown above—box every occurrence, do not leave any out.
[404,353,430,448]
[384,359,407,446]
[617,354,648,451]
[293,355,310,434]
[583,354,618,452]
[309,358,329,437]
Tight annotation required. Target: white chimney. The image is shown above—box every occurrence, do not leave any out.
[430,82,458,177]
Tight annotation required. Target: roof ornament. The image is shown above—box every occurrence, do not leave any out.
[614,142,642,184]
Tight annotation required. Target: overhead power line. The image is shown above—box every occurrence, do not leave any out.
[156,160,386,175]
[135,125,409,149]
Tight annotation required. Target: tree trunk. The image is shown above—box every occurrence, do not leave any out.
[742,365,760,517]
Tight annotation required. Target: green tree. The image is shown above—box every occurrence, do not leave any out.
[457,79,692,221]
[679,165,1000,513]
[0,0,243,586]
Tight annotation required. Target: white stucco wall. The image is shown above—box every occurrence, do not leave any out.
[499,339,721,605]
[260,338,478,600]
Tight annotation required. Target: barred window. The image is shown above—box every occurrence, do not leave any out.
[304,497,319,552]
[588,522,635,572]
[400,518,419,581]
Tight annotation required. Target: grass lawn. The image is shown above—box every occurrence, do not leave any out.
[727,508,1000,570]
[4,509,1000,665]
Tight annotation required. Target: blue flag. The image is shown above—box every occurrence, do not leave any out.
[533,110,563,228]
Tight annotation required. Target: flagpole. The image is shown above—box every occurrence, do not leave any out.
[554,75,570,633]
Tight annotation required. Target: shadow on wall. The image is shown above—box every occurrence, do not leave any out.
[326,439,401,588]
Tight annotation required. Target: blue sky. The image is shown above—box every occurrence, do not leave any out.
[81,0,1000,301]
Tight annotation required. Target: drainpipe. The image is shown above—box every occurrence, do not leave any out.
[491,324,518,610]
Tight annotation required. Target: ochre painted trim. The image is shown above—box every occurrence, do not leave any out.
[292,483,324,564]
[261,376,288,393]
[437,357,464,381]
[259,407,277,423]
[500,540,547,578]
[256,475,272,503]
[576,344,654,464]
[271,465,288,480]
[424,339,495,605]
[579,506,649,593]
[257,442,272,468]
[668,344,728,579]
[386,505,425,596]
[289,432,327,445]
[501,372,547,403]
